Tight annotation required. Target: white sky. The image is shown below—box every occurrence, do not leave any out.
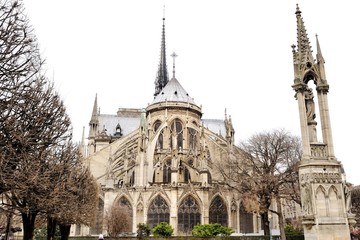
[22,0,360,185]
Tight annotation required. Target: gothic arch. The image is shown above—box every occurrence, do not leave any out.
[178,194,202,234]
[108,196,133,233]
[147,194,170,228]
[209,195,228,227]
[303,69,319,84]
[315,185,327,216]
[170,118,184,150]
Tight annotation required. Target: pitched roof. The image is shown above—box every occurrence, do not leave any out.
[152,77,196,105]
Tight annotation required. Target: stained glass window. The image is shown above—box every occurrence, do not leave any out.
[209,196,228,226]
[178,196,201,234]
[147,195,170,228]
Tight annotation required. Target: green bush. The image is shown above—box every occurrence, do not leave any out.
[152,222,174,237]
[192,223,234,237]
[136,223,151,237]
[284,224,303,236]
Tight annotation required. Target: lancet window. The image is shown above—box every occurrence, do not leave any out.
[147,195,170,228]
[188,127,197,150]
[209,196,228,226]
[170,119,183,150]
[163,159,171,183]
[178,195,201,234]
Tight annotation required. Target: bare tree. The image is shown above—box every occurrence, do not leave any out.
[105,204,132,237]
[0,0,44,195]
[43,140,99,240]
[217,129,301,239]
[1,78,71,239]
[0,2,98,240]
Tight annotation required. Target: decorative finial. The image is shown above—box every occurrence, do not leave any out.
[163,5,165,21]
[295,3,301,16]
[170,52,178,78]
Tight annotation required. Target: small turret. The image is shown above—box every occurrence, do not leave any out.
[89,94,99,139]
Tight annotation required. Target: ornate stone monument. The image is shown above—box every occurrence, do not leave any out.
[291,5,355,240]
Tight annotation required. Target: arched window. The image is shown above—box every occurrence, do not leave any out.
[209,196,228,226]
[188,127,197,150]
[154,120,163,150]
[170,119,183,150]
[178,195,201,234]
[239,202,253,233]
[163,159,171,183]
[147,195,170,228]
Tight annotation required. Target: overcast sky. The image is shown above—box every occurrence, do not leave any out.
[22,0,360,185]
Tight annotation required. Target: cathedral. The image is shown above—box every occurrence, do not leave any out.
[78,17,257,236]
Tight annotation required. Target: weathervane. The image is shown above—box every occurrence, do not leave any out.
[171,52,178,78]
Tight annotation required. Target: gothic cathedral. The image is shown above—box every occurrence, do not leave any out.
[80,17,257,236]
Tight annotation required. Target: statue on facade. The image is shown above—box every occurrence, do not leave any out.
[304,86,316,122]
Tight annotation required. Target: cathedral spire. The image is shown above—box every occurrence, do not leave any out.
[294,4,314,65]
[154,15,169,97]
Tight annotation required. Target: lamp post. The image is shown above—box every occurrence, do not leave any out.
[268,213,272,240]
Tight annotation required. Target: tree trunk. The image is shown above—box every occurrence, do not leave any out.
[276,196,287,240]
[4,212,12,240]
[47,217,57,240]
[261,212,270,237]
[59,224,71,240]
[21,212,38,240]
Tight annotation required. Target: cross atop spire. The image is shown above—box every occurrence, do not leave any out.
[170,52,178,79]
[154,14,169,97]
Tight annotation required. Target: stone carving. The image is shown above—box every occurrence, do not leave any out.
[300,172,341,184]
[310,144,327,157]
[301,182,313,215]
